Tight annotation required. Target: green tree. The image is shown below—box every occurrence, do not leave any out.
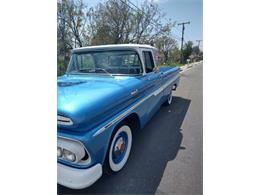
[57,0,176,75]
[89,0,174,45]
[57,0,91,75]
[170,48,181,63]
[192,46,200,55]
[183,41,193,63]
[155,35,178,63]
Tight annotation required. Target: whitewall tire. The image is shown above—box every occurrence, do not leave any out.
[164,92,173,106]
[107,124,132,172]
[167,93,173,105]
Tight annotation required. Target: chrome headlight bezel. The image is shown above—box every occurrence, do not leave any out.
[57,147,63,158]
[57,137,91,166]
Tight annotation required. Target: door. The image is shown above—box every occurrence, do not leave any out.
[142,50,163,118]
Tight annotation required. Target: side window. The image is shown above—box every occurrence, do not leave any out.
[143,51,155,73]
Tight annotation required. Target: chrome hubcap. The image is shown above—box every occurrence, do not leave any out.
[112,132,128,164]
[114,138,125,155]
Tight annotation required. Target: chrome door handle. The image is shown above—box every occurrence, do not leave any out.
[131,89,138,96]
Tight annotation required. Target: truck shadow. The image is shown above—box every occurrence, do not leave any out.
[58,96,191,195]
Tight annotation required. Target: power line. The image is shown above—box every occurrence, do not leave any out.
[172,31,182,41]
[183,29,193,41]
[120,0,189,48]
[120,0,160,28]
[174,23,194,44]
[172,28,185,43]
[126,0,141,12]
[120,0,181,43]
[175,26,192,43]
[126,0,162,27]
[178,21,190,63]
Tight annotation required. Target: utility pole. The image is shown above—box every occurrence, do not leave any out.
[196,40,202,48]
[178,21,190,64]
[196,40,203,61]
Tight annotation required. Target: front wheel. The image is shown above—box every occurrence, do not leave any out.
[105,123,132,173]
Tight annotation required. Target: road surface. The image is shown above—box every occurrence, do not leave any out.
[58,62,203,195]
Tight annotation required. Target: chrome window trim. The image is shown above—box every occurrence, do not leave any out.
[67,49,144,75]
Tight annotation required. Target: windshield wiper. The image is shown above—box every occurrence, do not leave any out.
[77,68,113,76]
[94,68,112,75]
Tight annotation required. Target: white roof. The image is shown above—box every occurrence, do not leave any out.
[73,44,157,52]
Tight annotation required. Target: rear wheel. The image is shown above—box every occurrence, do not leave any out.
[164,92,173,106]
[167,93,173,105]
[104,123,132,174]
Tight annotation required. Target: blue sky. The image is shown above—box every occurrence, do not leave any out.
[86,0,203,49]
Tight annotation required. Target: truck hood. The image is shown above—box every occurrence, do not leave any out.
[57,74,143,131]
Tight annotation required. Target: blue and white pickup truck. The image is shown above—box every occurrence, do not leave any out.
[57,44,180,189]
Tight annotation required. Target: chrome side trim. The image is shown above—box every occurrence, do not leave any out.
[58,115,73,126]
[153,74,179,96]
[93,74,180,137]
[93,94,150,137]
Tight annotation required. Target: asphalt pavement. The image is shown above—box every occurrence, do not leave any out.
[58,62,203,195]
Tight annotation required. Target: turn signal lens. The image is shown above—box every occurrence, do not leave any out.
[57,147,63,158]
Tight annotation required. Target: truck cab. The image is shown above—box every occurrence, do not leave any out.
[57,44,180,189]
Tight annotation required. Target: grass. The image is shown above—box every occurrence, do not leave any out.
[159,62,184,67]
[57,62,67,76]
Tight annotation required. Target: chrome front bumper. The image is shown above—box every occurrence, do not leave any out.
[57,163,102,189]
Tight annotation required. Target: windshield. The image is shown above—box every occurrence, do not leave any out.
[67,50,143,75]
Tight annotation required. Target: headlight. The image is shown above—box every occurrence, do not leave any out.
[63,149,76,162]
[57,147,63,158]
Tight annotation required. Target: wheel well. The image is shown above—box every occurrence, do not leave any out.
[113,113,140,136]
[124,113,141,133]
[103,113,140,168]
